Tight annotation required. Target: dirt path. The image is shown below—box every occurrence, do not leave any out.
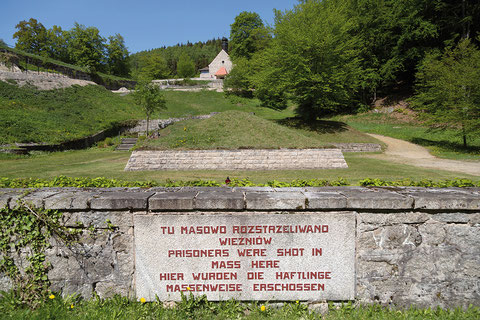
[365,134,480,176]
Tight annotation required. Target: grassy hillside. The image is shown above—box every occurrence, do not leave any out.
[140,110,379,150]
[0,82,143,144]
[162,91,295,120]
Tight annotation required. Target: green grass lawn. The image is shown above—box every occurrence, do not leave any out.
[334,112,480,161]
[0,82,143,144]
[0,294,477,320]
[161,91,295,120]
[140,110,379,150]
[1,147,477,184]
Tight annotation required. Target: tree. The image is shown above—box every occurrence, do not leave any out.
[254,0,364,119]
[132,81,166,136]
[106,34,130,76]
[46,25,68,62]
[67,22,106,72]
[137,54,170,80]
[410,39,480,147]
[13,18,48,56]
[229,11,270,60]
[176,52,195,78]
[224,57,254,97]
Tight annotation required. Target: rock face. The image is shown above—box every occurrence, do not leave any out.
[125,149,349,171]
[0,187,478,308]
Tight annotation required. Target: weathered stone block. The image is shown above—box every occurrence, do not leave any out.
[10,190,60,209]
[304,192,347,209]
[195,191,244,210]
[409,191,480,210]
[45,191,97,210]
[90,191,154,210]
[245,192,305,210]
[149,192,197,210]
[340,188,413,209]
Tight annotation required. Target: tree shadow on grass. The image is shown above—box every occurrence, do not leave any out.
[411,137,480,155]
[276,117,349,134]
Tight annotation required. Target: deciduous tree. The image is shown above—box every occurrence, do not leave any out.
[132,81,166,136]
[176,52,195,78]
[229,11,270,60]
[67,23,106,72]
[13,18,48,56]
[254,0,363,119]
[106,34,130,77]
[410,39,480,147]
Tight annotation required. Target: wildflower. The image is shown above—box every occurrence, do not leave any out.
[260,305,266,312]
[140,297,146,304]
[49,294,55,300]
[186,287,191,291]
[70,304,74,309]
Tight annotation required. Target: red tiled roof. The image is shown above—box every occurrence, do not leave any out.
[215,67,228,76]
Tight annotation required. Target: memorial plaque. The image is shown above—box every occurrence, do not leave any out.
[134,213,355,301]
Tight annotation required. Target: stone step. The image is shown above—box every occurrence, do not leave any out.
[116,144,136,151]
[121,138,138,144]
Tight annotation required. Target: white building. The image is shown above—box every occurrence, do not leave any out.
[199,38,233,79]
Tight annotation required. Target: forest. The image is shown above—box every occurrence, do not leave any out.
[223,0,480,144]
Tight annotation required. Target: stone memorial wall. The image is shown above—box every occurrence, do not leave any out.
[0,187,478,308]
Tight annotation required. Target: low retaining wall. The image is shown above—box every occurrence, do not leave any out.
[6,121,137,153]
[0,187,479,308]
[125,149,348,171]
[127,113,218,134]
[331,143,382,152]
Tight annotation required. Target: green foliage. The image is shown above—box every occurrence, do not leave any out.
[0,293,478,319]
[224,57,254,97]
[45,25,69,62]
[132,81,166,135]
[255,0,364,119]
[229,11,271,61]
[12,18,130,77]
[0,201,80,307]
[176,53,196,78]
[67,23,106,72]
[410,39,480,147]
[106,34,129,77]
[136,54,170,80]
[130,38,222,79]
[13,18,48,56]
[0,82,143,144]
[0,175,477,189]
[359,178,479,187]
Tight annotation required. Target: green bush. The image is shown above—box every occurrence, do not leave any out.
[0,176,477,189]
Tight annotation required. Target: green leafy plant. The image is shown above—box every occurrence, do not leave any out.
[0,200,79,307]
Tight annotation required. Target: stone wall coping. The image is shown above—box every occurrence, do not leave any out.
[1,187,479,212]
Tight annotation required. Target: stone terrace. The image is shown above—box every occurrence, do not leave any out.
[125,149,348,171]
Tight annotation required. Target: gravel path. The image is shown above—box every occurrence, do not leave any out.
[365,133,480,176]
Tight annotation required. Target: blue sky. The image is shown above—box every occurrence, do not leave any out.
[0,0,298,53]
